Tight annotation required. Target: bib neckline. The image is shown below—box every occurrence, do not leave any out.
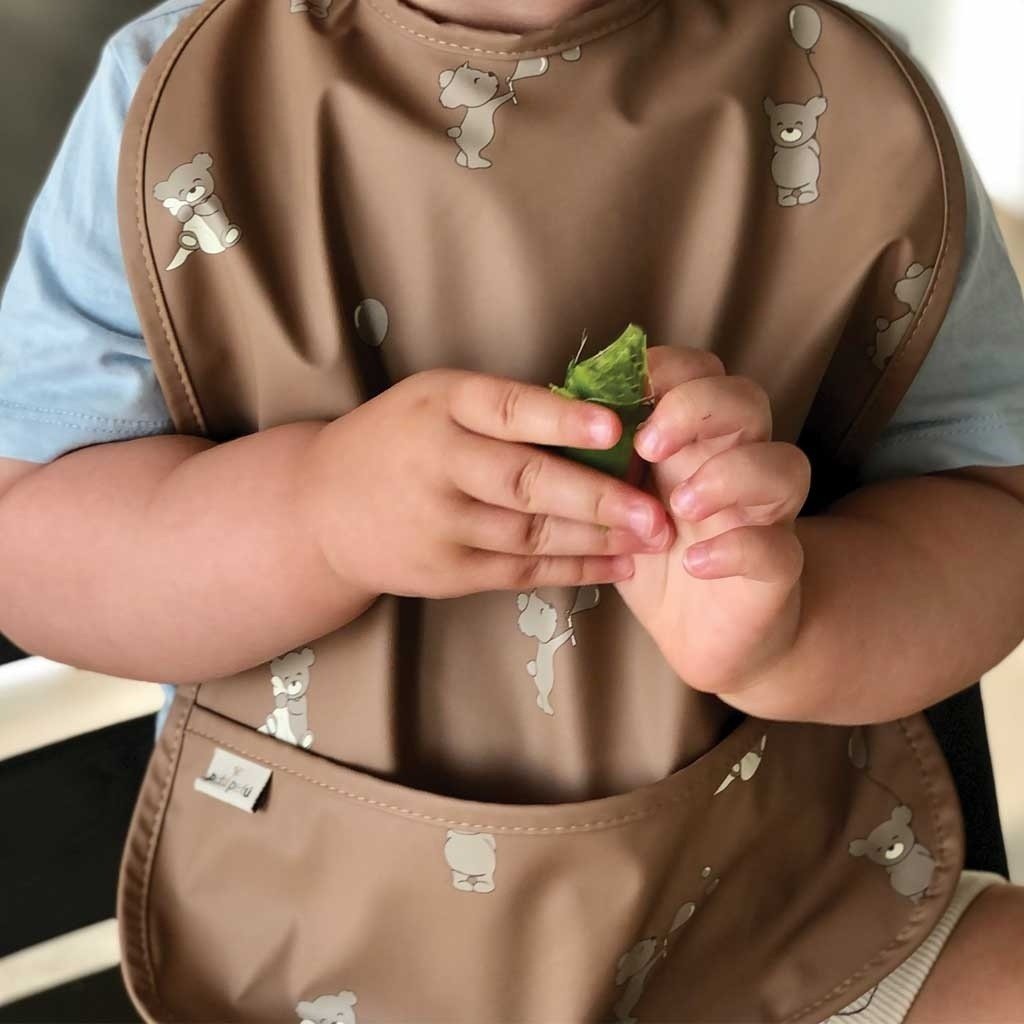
[363,0,662,59]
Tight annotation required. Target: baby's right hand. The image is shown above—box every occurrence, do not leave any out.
[301,369,674,600]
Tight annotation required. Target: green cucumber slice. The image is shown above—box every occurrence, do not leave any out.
[549,324,654,479]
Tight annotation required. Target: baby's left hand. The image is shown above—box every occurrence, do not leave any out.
[615,347,811,698]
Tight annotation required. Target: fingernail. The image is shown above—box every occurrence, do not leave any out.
[647,522,672,550]
[672,485,698,518]
[685,543,712,571]
[636,422,661,458]
[612,556,635,579]
[629,505,655,538]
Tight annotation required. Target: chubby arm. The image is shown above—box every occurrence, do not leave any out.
[0,426,376,684]
[614,348,1024,726]
[0,369,672,687]
[728,466,1024,723]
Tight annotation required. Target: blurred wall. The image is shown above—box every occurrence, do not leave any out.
[851,0,1024,214]
[0,0,155,278]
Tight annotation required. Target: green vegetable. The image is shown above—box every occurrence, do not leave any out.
[550,323,655,479]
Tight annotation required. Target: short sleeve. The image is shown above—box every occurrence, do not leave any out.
[859,148,1024,483]
[0,2,200,464]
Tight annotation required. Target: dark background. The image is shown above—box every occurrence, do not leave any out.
[0,0,155,279]
[1,4,155,1019]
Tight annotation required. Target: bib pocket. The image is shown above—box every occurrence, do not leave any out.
[121,698,775,1023]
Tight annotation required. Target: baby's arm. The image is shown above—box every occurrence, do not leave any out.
[618,346,1024,726]
[0,425,376,684]
[732,159,1024,724]
[619,148,1024,726]
[0,373,668,686]
[741,466,1024,723]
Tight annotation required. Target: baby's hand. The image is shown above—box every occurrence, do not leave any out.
[300,369,673,601]
[615,347,810,697]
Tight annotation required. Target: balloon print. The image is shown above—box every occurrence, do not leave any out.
[354,299,389,348]
[848,726,869,770]
[510,56,550,82]
[567,585,601,647]
[789,4,822,52]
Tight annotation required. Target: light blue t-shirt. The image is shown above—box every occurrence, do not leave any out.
[3,2,1022,734]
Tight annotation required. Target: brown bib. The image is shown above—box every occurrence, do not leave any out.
[116,1,968,1020]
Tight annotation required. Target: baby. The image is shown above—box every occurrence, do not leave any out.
[1,0,1024,1020]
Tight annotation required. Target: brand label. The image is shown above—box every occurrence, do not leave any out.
[194,748,272,813]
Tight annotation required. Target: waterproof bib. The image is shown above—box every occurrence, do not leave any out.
[116,1,968,1020]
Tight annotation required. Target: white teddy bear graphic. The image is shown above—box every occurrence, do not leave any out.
[258,647,315,749]
[516,591,576,715]
[613,937,665,1024]
[612,866,720,1023]
[438,57,550,168]
[295,990,357,1024]
[870,263,935,370]
[444,830,497,893]
[152,153,242,272]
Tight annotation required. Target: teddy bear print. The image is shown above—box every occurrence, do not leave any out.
[713,734,767,795]
[869,263,934,370]
[444,830,497,893]
[611,906,709,1023]
[439,57,550,169]
[765,5,828,207]
[153,153,242,272]
[612,866,720,1023]
[516,590,577,715]
[613,937,665,1024]
[848,805,936,903]
[295,990,358,1024]
[764,96,828,206]
[290,0,332,16]
[258,647,316,748]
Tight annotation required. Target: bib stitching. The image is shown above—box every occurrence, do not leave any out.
[135,686,198,1019]
[833,6,962,464]
[132,3,223,435]
[782,716,959,1023]
[182,714,957,1020]
[185,723,755,832]
[364,0,661,58]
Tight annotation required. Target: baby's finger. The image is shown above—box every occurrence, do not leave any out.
[448,373,621,451]
[670,443,811,525]
[646,346,726,397]
[453,434,671,542]
[462,502,672,557]
[635,376,772,463]
[470,551,636,592]
[683,525,804,585]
